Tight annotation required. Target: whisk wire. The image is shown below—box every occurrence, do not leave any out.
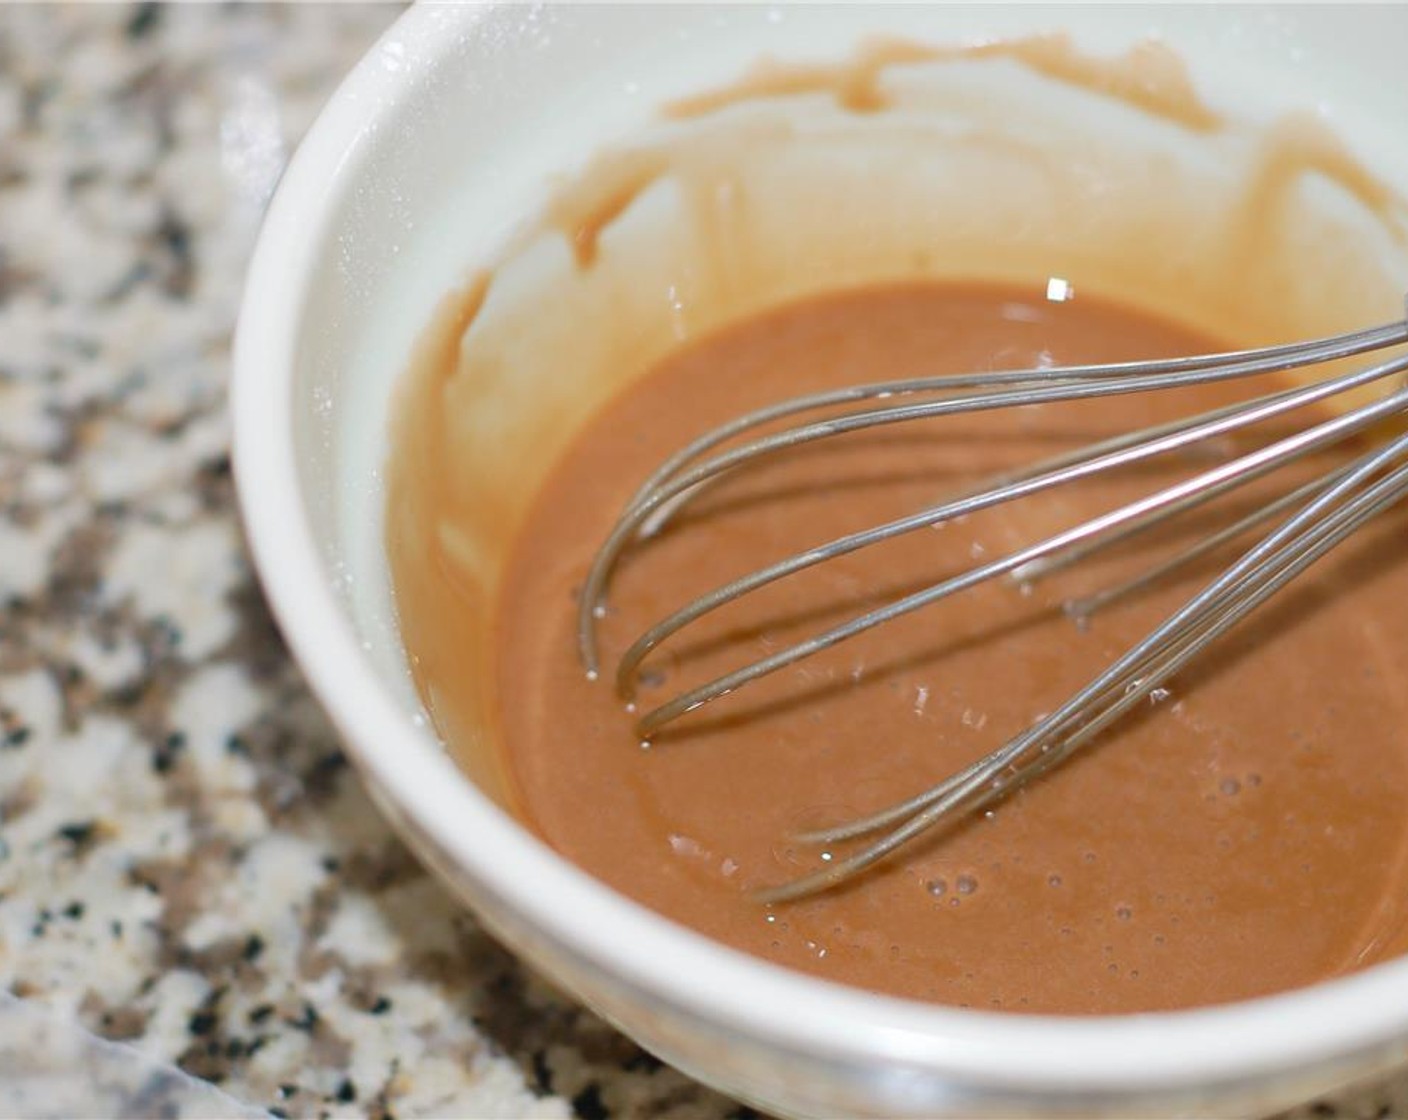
[615,351,1408,706]
[580,323,1408,675]
[631,369,1408,736]
[759,429,1408,903]
[1062,465,1358,620]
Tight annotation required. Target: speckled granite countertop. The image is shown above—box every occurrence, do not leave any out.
[0,5,1405,1119]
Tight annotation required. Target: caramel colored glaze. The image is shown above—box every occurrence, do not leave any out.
[547,36,1403,281]
[488,282,1408,1014]
[560,34,1229,269]
[665,35,1222,131]
[383,272,517,800]
[1236,112,1405,244]
[546,148,672,270]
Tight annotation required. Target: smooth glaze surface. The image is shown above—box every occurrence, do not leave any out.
[474,282,1408,1014]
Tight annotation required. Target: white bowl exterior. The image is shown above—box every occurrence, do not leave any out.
[233,5,1408,1116]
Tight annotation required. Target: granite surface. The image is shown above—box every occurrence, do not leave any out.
[0,4,1405,1119]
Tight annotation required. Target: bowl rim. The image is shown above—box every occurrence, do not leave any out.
[232,0,1408,1098]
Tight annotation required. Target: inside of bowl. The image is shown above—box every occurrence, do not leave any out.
[288,4,1408,809]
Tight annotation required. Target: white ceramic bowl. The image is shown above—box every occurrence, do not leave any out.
[234,6,1408,1117]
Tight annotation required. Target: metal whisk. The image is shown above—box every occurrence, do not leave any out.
[578,299,1408,903]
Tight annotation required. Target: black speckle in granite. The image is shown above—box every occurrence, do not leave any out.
[195,462,236,517]
[241,932,265,961]
[62,900,84,920]
[151,615,183,653]
[269,1109,289,1120]
[247,1003,274,1025]
[126,2,163,38]
[55,819,98,853]
[531,1049,554,1093]
[110,919,123,939]
[286,1001,320,1032]
[3,726,30,748]
[276,1083,296,1100]
[334,1078,357,1104]
[154,208,196,299]
[572,1083,609,1120]
[188,1010,218,1037]
[128,866,162,895]
[368,995,392,1016]
[152,730,185,773]
[625,1050,664,1074]
[304,749,349,795]
[225,733,250,757]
